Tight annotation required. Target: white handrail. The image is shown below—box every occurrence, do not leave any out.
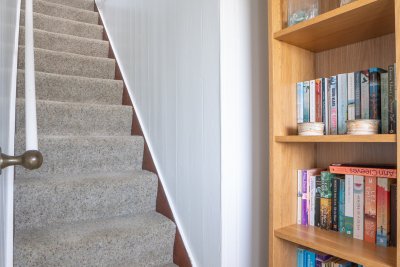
[24,0,38,151]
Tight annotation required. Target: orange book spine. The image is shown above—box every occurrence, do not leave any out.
[329,166,397,179]
[364,177,377,243]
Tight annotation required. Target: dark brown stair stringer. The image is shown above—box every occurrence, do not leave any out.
[94,4,192,267]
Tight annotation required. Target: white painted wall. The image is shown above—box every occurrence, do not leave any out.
[96,1,221,266]
[0,0,20,266]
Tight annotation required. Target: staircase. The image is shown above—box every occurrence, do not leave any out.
[14,0,177,266]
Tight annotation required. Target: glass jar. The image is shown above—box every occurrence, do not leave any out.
[288,0,319,26]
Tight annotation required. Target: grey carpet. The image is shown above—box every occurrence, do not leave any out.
[14,1,176,266]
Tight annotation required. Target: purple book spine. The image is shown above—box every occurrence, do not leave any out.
[302,170,308,225]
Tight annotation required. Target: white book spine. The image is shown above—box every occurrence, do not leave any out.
[297,170,302,224]
[297,82,304,123]
[310,176,316,226]
[310,80,316,122]
[353,175,364,240]
[347,72,355,120]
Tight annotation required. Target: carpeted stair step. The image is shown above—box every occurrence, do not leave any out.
[17,70,123,104]
[15,135,144,178]
[19,27,109,57]
[16,99,132,136]
[20,11,103,40]
[18,47,115,79]
[15,170,158,230]
[14,212,176,267]
[21,0,99,24]
[40,0,95,11]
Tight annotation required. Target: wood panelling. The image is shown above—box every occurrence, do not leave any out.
[96,4,191,266]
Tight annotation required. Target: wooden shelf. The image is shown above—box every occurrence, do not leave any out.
[275,134,396,143]
[275,224,396,267]
[274,0,395,52]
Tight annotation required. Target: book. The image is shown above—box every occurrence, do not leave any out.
[347,72,355,121]
[353,175,364,240]
[315,175,322,227]
[361,70,369,119]
[307,169,323,224]
[355,71,361,119]
[297,248,305,267]
[297,170,303,225]
[321,171,333,230]
[390,183,397,247]
[377,178,394,246]
[329,76,338,135]
[310,80,316,122]
[302,170,308,225]
[310,176,316,226]
[337,74,348,134]
[345,175,354,236]
[338,178,345,233]
[381,73,389,134]
[305,250,316,267]
[332,176,340,231]
[323,78,330,134]
[364,176,377,243]
[304,81,310,123]
[388,64,396,134]
[329,164,397,179]
[316,78,323,122]
[297,82,304,123]
[369,68,386,131]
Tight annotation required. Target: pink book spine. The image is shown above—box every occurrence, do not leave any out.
[364,177,377,243]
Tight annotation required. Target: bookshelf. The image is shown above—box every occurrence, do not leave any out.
[268,0,399,266]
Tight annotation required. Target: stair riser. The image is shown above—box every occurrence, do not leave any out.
[17,71,123,105]
[21,0,99,24]
[15,172,158,230]
[18,47,115,79]
[40,0,95,11]
[20,11,103,40]
[16,100,132,136]
[15,136,144,178]
[19,27,109,58]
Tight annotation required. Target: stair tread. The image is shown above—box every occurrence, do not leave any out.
[39,0,95,11]
[15,212,176,267]
[20,27,109,57]
[17,70,123,104]
[22,0,99,24]
[21,11,103,40]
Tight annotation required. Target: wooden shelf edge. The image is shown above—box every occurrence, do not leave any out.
[275,134,396,143]
[275,224,396,267]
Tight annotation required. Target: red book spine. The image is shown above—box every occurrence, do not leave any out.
[364,176,377,243]
[329,165,397,179]
[316,79,323,122]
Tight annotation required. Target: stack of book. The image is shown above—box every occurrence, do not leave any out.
[296,64,397,134]
[297,165,397,247]
[297,248,361,267]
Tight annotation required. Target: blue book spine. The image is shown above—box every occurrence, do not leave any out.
[297,248,304,267]
[381,73,389,133]
[339,178,346,233]
[338,74,348,134]
[361,70,369,119]
[307,251,316,267]
[369,68,386,131]
[303,81,310,122]
[355,71,362,119]
[302,170,308,225]
[297,82,304,123]
[329,76,338,135]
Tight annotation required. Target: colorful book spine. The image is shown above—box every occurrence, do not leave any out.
[347,72,355,121]
[361,70,370,119]
[316,78,323,122]
[297,82,304,123]
[297,170,303,225]
[381,73,389,134]
[329,165,397,179]
[355,71,362,119]
[310,176,316,226]
[338,74,348,135]
[310,80,316,122]
[305,251,316,267]
[390,183,397,247]
[297,248,305,267]
[364,176,377,244]
[353,175,364,240]
[339,178,345,233]
[302,170,308,225]
[321,172,333,230]
[303,81,310,123]
[323,78,330,134]
[388,64,396,134]
[377,178,394,246]
[369,68,385,130]
[329,76,338,135]
[315,175,322,227]
[345,175,354,236]
[332,176,340,231]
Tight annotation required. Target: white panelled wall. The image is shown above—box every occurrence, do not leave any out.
[0,0,20,266]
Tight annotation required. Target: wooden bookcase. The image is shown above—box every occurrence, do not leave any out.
[268,0,400,266]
